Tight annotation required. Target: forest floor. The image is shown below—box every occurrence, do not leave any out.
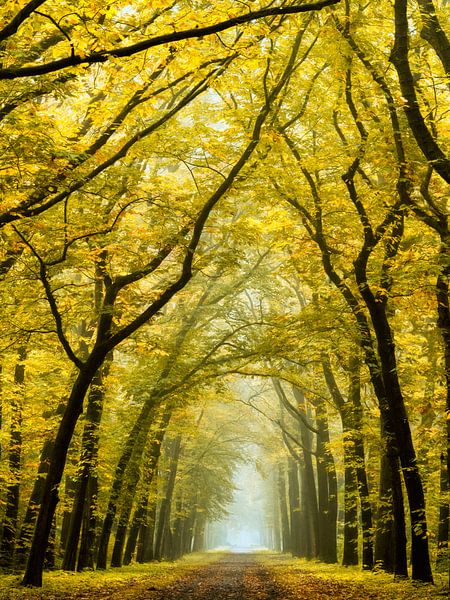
[0,552,448,599]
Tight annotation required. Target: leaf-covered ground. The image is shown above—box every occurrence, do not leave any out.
[0,553,448,599]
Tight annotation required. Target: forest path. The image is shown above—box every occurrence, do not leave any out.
[105,553,382,600]
[107,553,278,600]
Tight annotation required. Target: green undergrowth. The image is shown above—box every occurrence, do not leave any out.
[258,553,449,599]
[0,552,225,599]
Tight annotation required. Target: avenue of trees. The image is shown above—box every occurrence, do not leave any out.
[0,0,448,590]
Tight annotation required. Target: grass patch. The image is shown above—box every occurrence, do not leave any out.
[257,554,448,599]
[0,552,224,599]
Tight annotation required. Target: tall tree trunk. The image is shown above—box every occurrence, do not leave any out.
[169,496,185,560]
[436,452,449,570]
[287,458,302,557]
[62,359,110,571]
[277,463,291,553]
[348,357,374,569]
[271,469,282,552]
[342,417,359,567]
[436,232,450,583]
[314,394,338,563]
[154,435,182,561]
[373,419,408,578]
[322,358,358,566]
[111,409,172,567]
[21,354,105,587]
[359,288,432,581]
[374,449,395,573]
[96,398,160,569]
[0,346,26,567]
[137,487,157,563]
[77,474,99,570]
[15,404,65,567]
[192,511,206,553]
[292,387,320,558]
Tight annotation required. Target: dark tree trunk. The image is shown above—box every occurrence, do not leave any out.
[154,435,182,561]
[277,463,290,553]
[192,511,206,553]
[436,452,449,571]
[272,470,282,552]
[110,460,142,567]
[62,359,110,570]
[322,358,359,566]
[361,292,432,581]
[137,492,157,563]
[314,395,337,563]
[374,450,395,573]
[77,474,99,570]
[342,418,359,567]
[15,420,62,568]
[44,517,56,569]
[0,347,26,567]
[435,233,450,584]
[292,387,320,558]
[182,507,196,555]
[169,497,184,560]
[348,358,373,569]
[96,399,159,569]
[111,410,172,567]
[287,458,302,557]
[123,505,145,566]
[373,420,408,578]
[60,475,77,554]
[21,353,105,587]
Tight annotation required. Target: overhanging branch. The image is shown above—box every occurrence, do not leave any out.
[0,1,340,79]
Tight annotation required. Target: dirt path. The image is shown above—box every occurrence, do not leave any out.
[107,554,281,600]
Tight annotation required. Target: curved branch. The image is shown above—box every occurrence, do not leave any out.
[0,0,48,43]
[0,1,340,79]
[11,226,83,368]
[390,0,450,183]
[417,0,450,77]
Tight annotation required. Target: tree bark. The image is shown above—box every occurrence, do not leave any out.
[342,417,359,567]
[314,395,338,563]
[21,354,105,586]
[77,474,99,570]
[137,488,157,563]
[0,346,26,567]
[15,402,64,568]
[62,359,110,570]
[287,458,302,557]
[348,358,374,570]
[292,387,320,558]
[358,285,432,582]
[390,0,450,183]
[96,399,159,569]
[416,0,450,77]
[436,452,449,570]
[112,412,172,567]
[277,463,291,553]
[154,435,182,561]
